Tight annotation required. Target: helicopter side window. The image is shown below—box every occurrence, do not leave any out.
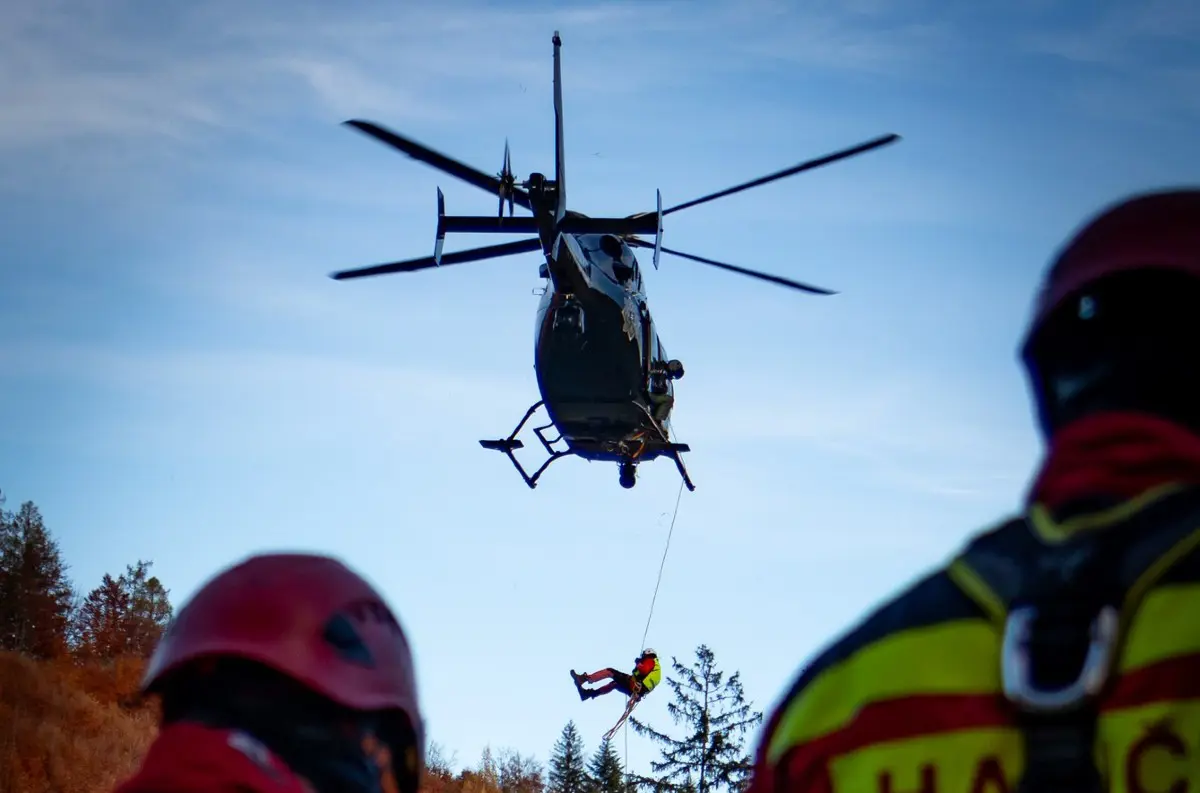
[621,255,643,290]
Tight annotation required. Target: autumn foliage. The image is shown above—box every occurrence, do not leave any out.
[0,651,157,792]
[0,489,171,792]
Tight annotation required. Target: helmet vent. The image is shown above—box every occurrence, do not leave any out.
[322,613,376,668]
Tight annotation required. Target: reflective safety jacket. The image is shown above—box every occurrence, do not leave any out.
[634,655,662,692]
[747,483,1200,793]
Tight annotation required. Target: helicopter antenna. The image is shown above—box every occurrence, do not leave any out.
[552,31,566,224]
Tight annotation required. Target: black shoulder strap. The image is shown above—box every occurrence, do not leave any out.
[949,486,1200,622]
[946,485,1200,793]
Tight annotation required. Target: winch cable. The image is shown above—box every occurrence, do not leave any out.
[623,472,687,783]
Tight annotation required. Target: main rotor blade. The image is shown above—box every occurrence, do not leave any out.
[552,31,567,223]
[331,237,543,281]
[662,133,900,217]
[628,238,835,295]
[344,120,535,212]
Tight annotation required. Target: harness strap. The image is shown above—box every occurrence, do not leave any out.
[947,487,1200,793]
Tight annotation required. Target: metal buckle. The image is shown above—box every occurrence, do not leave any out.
[1001,604,1119,713]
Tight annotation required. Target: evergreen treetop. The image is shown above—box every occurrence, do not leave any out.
[586,738,626,793]
[548,720,589,793]
[629,645,762,793]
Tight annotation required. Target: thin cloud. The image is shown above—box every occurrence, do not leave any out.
[1021,1,1200,66]
[1016,1,1200,124]
[736,0,962,70]
[0,0,662,150]
[676,366,1037,500]
[0,341,533,455]
[0,0,959,154]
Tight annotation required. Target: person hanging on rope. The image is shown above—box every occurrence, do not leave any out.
[570,648,661,701]
[111,552,424,793]
[746,188,1200,793]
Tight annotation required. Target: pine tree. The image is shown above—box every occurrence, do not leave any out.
[74,559,174,659]
[629,645,762,793]
[0,499,75,658]
[547,721,589,793]
[121,560,174,655]
[76,572,131,658]
[586,738,626,793]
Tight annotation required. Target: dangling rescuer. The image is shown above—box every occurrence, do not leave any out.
[571,648,662,701]
[747,188,1200,793]
[111,553,424,793]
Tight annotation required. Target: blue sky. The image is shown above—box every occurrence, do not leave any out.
[2,0,1198,777]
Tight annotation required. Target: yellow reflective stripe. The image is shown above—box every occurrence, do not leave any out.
[946,559,1006,623]
[1121,582,1200,671]
[828,728,1022,793]
[765,620,1001,764]
[819,702,1200,792]
[956,503,1200,671]
[1123,525,1200,610]
[1028,482,1185,543]
[1100,700,1200,792]
[954,497,1200,669]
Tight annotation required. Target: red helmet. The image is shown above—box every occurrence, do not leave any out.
[1022,188,1200,354]
[143,552,423,765]
[1019,188,1200,436]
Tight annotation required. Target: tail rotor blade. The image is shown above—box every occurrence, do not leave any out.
[498,140,516,218]
[498,142,505,218]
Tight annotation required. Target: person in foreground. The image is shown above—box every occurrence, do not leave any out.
[571,648,662,701]
[113,552,424,793]
[747,188,1200,793]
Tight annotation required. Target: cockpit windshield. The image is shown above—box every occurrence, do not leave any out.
[578,234,640,288]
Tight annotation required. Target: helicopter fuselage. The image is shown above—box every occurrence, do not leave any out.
[330,29,898,491]
[533,232,676,463]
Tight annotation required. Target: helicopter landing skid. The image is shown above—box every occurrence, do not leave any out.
[669,448,696,492]
[633,404,696,492]
[479,400,570,489]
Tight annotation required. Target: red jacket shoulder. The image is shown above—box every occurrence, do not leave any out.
[112,722,313,793]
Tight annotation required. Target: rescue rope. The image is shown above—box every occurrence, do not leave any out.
[622,472,687,783]
[639,477,685,652]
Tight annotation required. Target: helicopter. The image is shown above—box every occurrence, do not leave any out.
[330,30,900,492]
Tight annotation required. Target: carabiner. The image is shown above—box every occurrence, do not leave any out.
[1001,604,1119,713]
